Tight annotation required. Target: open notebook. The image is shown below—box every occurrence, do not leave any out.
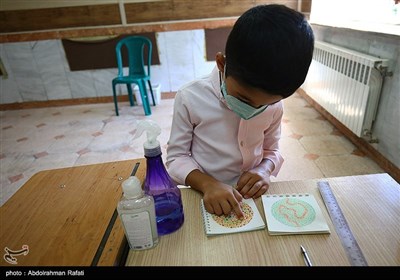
[200,198,265,235]
[261,193,330,235]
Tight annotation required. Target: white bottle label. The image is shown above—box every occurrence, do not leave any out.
[121,212,154,250]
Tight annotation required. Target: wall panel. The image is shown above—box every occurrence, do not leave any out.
[205,27,231,61]
[0,0,300,36]
[62,33,160,71]
[0,4,121,33]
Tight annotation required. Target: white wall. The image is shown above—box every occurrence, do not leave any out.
[0,29,216,104]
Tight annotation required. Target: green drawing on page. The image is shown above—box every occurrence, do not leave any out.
[271,197,316,227]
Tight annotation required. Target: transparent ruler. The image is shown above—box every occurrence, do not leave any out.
[318,181,368,266]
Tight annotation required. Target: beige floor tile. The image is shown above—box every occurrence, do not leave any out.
[47,134,94,153]
[287,118,334,136]
[28,152,79,172]
[1,179,29,205]
[272,157,325,182]
[300,135,355,156]
[280,122,292,137]
[1,123,37,140]
[315,154,384,177]
[1,153,34,177]
[283,104,321,121]
[283,92,309,108]
[280,137,308,159]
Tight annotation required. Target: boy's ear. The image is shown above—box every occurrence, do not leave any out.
[215,52,225,73]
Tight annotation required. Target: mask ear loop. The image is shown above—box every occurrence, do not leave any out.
[219,63,227,98]
[219,67,222,88]
[223,62,227,80]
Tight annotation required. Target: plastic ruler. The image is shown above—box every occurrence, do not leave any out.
[317,181,368,266]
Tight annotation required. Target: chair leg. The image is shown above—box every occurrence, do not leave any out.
[112,83,119,116]
[138,80,151,116]
[147,80,156,106]
[127,84,134,106]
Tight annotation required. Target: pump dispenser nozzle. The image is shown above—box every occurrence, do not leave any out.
[122,176,142,198]
[134,120,162,157]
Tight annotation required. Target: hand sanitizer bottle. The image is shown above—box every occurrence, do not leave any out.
[134,120,184,235]
[117,175,158,250]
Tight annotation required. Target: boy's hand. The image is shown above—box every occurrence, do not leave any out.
[236,167,271,199]
[236,158,274,198]
[203,182,244,218]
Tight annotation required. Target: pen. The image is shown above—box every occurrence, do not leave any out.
[300,245,313,266]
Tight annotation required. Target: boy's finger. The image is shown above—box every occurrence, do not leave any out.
[232,202,244,219]
[230,193,244,219]
[233,188,243,202]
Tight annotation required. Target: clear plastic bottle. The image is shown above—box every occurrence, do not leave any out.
[135,120,185,235]
[117,175,158,250]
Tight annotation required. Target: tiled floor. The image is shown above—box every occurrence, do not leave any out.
[0,92,384,206]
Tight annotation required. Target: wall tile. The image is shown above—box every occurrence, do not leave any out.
[67,70,96,98]
[33,40,72,100]
[164,30,195,91]
[0,45,22,103]
[192,29,215,78]
[151,32,171,92]
[4,42,46,101]
[92,68,115,97]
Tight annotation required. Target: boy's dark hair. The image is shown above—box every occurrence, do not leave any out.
[225,4,314,98]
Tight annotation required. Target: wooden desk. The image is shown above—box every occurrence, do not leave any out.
[2,159,398,266]
[126,173,400,266]
[0,158,146,266]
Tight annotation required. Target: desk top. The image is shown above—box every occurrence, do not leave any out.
[126,173,400,266]
[0,158,146,266]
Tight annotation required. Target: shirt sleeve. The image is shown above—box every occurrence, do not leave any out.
[262,102,284,176]
[165,90,203,185]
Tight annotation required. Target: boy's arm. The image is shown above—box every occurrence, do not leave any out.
[262,102,284,176]
[186,169,244,218]
[165,91,202,185]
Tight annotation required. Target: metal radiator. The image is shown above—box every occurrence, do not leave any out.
[302,41,389,137]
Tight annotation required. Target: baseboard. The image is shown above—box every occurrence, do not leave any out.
[297,88,400,183]
[0,92,176,111]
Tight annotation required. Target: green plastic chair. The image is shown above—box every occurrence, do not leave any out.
[112,36,156,116]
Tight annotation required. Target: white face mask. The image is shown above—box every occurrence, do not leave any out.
[220,66,268,120]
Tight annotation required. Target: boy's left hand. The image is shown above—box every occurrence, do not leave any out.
[236,167,271,199]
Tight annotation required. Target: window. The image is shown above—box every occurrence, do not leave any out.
[310,0,400,36]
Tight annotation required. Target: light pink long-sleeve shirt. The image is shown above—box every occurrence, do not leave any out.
[166,67,284,186]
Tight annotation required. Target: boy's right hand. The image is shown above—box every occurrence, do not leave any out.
[202,182,244,219]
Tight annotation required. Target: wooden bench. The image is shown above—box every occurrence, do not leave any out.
[0,158,145,266]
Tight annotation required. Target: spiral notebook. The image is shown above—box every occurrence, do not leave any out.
[261,193,330,235]
[200,198,265,236]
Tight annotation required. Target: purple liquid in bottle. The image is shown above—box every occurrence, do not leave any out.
[144,148,184,235]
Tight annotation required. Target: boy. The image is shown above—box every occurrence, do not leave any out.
[166,4,314,218]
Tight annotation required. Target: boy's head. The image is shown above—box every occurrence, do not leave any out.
[224,4,314,98]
